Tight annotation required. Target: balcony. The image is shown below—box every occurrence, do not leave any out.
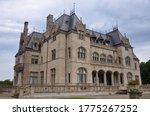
[91,60,123,68]
[14,63,24,72]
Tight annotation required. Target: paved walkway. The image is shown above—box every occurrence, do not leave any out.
[0,92,14,99]
[1,92,150,99]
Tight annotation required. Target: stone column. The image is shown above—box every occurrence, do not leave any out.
[18,72,22,86]
[118,74,121,86]
[111,73,114,86]
[96,72,98,85]
[104,72,107,86]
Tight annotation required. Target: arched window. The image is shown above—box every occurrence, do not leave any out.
[100,54,106,62]
[107,55,113,63]
[34,42,37,48]
[127,72,132,81]
[77,68,87,83]
[77,47,86,59]
[125,56,131,66]
[92,52,99,61]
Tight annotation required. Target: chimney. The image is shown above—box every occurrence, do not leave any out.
[23,21,28,35]
[47,14,53,23]
[46,14,53,29]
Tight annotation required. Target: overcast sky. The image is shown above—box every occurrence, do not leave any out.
[0,0,150,81]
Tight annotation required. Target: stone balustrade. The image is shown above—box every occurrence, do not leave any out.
[16,84,150,98]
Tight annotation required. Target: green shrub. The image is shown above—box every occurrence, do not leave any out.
[128,79,139,85]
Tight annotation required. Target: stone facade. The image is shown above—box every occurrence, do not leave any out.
[14,11,142,89]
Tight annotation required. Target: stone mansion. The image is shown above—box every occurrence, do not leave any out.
[13,11,142,88]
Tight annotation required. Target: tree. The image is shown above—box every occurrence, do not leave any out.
[0,79,13,87]
[140,60,150,84]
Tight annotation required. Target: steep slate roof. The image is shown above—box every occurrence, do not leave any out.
[87,29,113,45]
[27,32,44,48]
[107,29,124,45]
[54,12,125,46]
[26,12,126,47]
[55,13,80,31]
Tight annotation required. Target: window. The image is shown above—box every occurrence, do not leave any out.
[125,47,128,51]
[127,72,132,81]
[34,42,37,48]
[92,52,99,61]
[100,54,106,62]
[30,72,38,85]
[51,32,56,42]
[51,49,56,60]
[118,57,121,64]
[51,68,56,85]
[120,73,124,84]
[135,63,137,70]
[68,73,71,83]
[125,56,131,66]
[135,75,139,81]
[68,47,71,58]
[38,43,41,51]
[77,47,86,59]
[40,71,44,85]
[31,55,39,64]
[77,68,86,83]
[79,31,84,40]
[52,36,56,41]
[41,56,43,63]
[107,55,113,63]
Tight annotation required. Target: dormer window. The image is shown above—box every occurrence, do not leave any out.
[105,40,110,46]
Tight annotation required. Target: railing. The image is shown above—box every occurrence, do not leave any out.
[11,84,150,98]
[91,60,123,68]
[27,84,120,94]
[14,63,24,71]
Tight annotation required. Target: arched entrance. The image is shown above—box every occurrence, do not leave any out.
[98,70,104,84]
[106,71,112,85]
[114,71,119,85]
[120,73,124,85]
[92,70,97,84]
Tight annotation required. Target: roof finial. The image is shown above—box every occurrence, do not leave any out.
[33,27,35,32]
[80,17,82,22]
[73,2,76,13]
[116,20,118,26]
[63,9,65,14]
[124,33,127,37]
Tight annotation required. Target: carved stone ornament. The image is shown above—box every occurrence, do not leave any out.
[122,37,129,45]
[75,21,86,32]
[47,22,59,36]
